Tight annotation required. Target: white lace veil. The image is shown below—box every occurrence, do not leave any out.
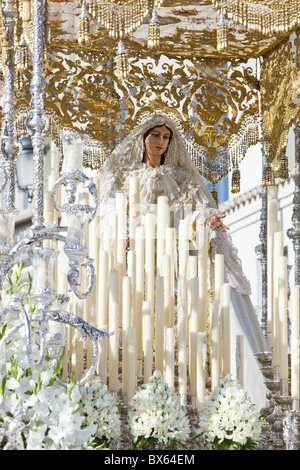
[98,113,217,209]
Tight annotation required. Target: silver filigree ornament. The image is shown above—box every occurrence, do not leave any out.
[0,1,112,396]
[49,132,98,297]
[0,403,26,450]
[0,147,111,385]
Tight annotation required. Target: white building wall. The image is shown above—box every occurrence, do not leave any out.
[220,127,296,318]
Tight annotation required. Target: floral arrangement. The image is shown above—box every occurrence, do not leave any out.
[198,374,262,450]
[0,261,121,450]
[128,370,190,450]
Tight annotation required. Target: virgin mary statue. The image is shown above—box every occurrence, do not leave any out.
[98,113,267,408]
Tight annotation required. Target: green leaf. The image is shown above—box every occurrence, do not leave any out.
[48,344,66,387]
[27,294,36,313]
[9,357,19,379]
[28,272,33,293]
[0,376,7,398]
[0,322,7,340]
[6,276,14,294]
[31,373,42,395]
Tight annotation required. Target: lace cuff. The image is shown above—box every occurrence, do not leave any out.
[187,208,252,296]
[187,205,220,248]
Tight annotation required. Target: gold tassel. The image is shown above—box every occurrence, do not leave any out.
[148,9,160,49]
[21,0,31,22]
[217,13,228,52]
[16,34,30,72]
[87,0,98,19]
[210,183,218,207]
[262,161,275,186]
[231,166,241,193]
[116,41,129,79]
[15,70,24,91]
[279,154,289,179]
[78,1,91,46]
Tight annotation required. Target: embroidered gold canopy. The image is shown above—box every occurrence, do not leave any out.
[0,0,299,188]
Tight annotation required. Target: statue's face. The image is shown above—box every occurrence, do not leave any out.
[144,125,171,163]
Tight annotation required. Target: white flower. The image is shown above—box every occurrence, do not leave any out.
[6,377,20,390]
[78,376,121,443]
[198,374,262,449]
[128,371,190,448]
[153,369,161,379]
[26,424,48,450]
[0,263,122,450]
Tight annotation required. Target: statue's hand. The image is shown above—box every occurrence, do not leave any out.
[205,214,229,232]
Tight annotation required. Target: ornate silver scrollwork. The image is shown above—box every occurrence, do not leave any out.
[0,0,111,409]
[287,126,300,285]
[0,295,112,386]
[50,141,99,300]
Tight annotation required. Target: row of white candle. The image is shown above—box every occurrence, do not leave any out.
[86,177,242,407]
[45,174,259,409]
[49,175,233,405]
[267,185,300,398]
[80,177,212,405]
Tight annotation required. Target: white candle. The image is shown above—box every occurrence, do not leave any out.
[188,256,198,279]
[157,196,169,275]
[108,270,119,392]
[178,276,187,402]
[89,197,99,285]
[36,258,48,290]
[267,186,278,335]
[165,327,174,390]
[278,256,288,380]
[122,276,132,329]
[122,276,132,395]
[145,213,155,320]
[103,224,113,269]
[135,226,145,360]
[162,254,171,329]
[44,190,54,227]
[129,176,140,249]
[197,332,206,409]
[86,274,96,363]
[98,248,109,328]
[61,140,84,173]
[155,276,164,373]
[116,193,127,327]
[142,300,153,382]
[221,283,231,376]
[75,330,84,380]
[178,219,189,277]
[109,212,118,270]
[273,229,283,367]
[116,192,127,243]
[127,249,136,328]
[66,213,82,246]
[198,226,208,332]
[236,335,244,388]
[127,326,136,401]
[165,227,176,325]
[210,302,219,390]
[97,324,108,386]
[214,254,224,304]
[290,285,300,400]
[189,277,199,396]
[48,173,57,193]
